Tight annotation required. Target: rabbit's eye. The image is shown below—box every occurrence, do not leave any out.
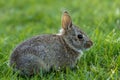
[78,34,83,39]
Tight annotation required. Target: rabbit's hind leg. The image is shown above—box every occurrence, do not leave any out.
[15,54,47,76]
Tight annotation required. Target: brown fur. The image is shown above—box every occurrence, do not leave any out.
[10,11,93,76]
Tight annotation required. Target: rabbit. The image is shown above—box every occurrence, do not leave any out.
[10,11,93,76]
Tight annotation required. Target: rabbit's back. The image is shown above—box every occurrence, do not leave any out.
[10,35,62,63]
[10,35,65,75]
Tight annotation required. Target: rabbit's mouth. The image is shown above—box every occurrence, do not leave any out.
[84,41,93,49]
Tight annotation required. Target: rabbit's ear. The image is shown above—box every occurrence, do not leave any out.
[62,11,72,30]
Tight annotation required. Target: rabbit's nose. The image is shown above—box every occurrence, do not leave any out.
[84,40,93,48]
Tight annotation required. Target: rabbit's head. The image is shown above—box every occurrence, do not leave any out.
[61,11,93,52]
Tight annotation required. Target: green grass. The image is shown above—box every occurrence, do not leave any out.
[0,0,120,80]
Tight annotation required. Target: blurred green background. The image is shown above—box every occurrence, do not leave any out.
[0,0,120,80]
